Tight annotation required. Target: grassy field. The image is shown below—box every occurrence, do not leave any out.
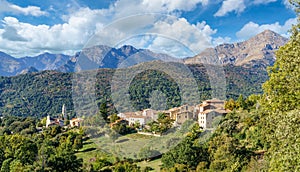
[76,130,186,166]
[137,159,162,171]
[76,138,163,171]
[91,131,185,159]
[76,140,99,163]
[75,123,212,168]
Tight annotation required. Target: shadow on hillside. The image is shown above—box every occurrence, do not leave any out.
[83,141,93,145]
[79,147,97,153]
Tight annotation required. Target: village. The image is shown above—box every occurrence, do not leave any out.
[116,98,229,132]
[46,99,229,135]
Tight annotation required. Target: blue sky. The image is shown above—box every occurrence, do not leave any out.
[0,0,297,57]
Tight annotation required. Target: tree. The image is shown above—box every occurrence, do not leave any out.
[179,120,195,134]
[138,146,160,160]
[109,130,119,142]
[156,112,174,133]
[110,114,120,123]
[262,18,300,112]
[99,102,108,122]
[93,156,112,171]
[0,148,4,168]
[133,121,141,129]
[236,94,246,109]
[268,110,300,171]
[9,160,32,172]
[208,134,250,171]
[225,98,236,111]
[112,121,131,135]
[1,158,12,172]
[245,94,260,110]
[289,0,300,14]
[73,135,83,151]
[14,139,38,165]
[40,117,47,127]
[162,138,208,169]
[50,125,62,136]
[260,1,300,169]
[113,161,141,172]
[47,143,83,172]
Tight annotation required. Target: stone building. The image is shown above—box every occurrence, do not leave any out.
[198,99,229,129]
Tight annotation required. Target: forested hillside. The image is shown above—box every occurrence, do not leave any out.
[160,2,300,170]
[0,64,267,117]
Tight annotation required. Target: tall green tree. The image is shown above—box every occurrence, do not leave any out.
[262,11,300,112]
[99,102,108,122]
[261,0,300,170]
[268,110,300,171]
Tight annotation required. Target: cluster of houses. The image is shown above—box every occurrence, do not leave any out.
[117,98,229,130]
[46,99,229,130]
[46,104,83,128]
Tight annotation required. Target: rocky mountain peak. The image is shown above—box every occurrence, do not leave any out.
[184,30,289,68]
[119,45,139,56]
[247,29,288,46]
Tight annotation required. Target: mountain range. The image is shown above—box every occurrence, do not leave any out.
[184,30,288,68]
[0,30,288,76]
[0,45,178,76]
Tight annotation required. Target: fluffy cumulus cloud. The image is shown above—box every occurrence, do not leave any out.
[214,0,246,17]
[76,14,216,58]
[148,18,216,57]
[0,0,47,16]
[0,0,217,57]
[236,17,297,40]
[0,8,110,56]
[214,0,279,17]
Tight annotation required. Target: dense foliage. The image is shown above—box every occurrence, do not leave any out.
[260,3,300,169]
[160,2,300,170]
[0,116,84,172]
[0,64,267,118]
[1,2,299,171]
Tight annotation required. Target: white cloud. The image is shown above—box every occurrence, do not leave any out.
[141,0,209,12]
[83,15,216,58]
[109,0,209,20]
[253,0,277,5]
[0,0,47,16]
[283,0,294,9]
[236,18,297,40]
[0,8,108,57]
[214,0,280,17]
[148,18,216,57]
[213,36,231,46]
[214,0,246,17]
[0,0,217,57]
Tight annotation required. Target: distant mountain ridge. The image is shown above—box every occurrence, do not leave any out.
[0,45,178,76]
[0,30,288,76]
[73,45,179,71]
[0,52,71,76]
[184,30,288,68]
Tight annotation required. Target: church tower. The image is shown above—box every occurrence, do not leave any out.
[62,104,66,120]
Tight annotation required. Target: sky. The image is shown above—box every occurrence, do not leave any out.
[0,0,297,58]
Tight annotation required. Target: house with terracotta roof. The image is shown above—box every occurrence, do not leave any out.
[117,112,151,126]
[46,115,64,127]
[198,99,229,129]
[165,105,197,125]
[142,109,158,121]
[70,118,84,127]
